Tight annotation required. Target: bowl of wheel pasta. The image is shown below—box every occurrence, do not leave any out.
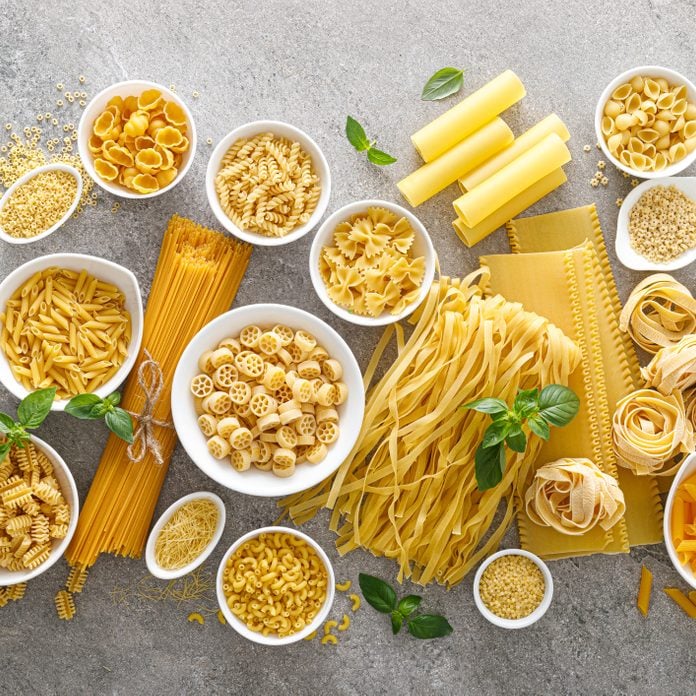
[171,303,364,497]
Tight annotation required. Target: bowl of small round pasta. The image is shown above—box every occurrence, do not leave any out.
[171,303,364,497]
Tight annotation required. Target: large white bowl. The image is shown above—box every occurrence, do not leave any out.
[0,435,79,586]
[77,80,197,199]
[216,526,335,645]
[595,66,696,179]
[309,199,436,327]
[205,120,331,247]
[664,452,696,590]
[171,303,364,497]
[0,164,83,245]
[0,253,144,411]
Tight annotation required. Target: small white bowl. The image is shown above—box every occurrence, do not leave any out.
[145,491,226,581]
[0,253,144,411]
[616,176,696,271]
[205,120,331,246]
[309,200,436,327]
[473,549,554,629]
[171,303,364,497]
[77,80,197,199]
[595,66,696,179]
[0,435,79,586]
[216,526,335,645]
[664,452,696,590]
[0,164,82,245]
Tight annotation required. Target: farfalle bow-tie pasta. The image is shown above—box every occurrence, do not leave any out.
[525,458,626,535]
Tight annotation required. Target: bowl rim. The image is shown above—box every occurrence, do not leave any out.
[308,199,436,327]
[663,452,696,590]
[0,434,79,586]
[77,79,197,200]
[473,548,554,629]
[0,164,83,245]
[205,119,331,247]
[171,302,365,497]
[216,525,335,645]
[145,491,226,580]
[594,65,696,180]
[0,252,144,411]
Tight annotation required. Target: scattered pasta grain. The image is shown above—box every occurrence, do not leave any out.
[335,579,352,592]
[349,593,361,611]
[583,144,591,152]
[321,634,338,645]
[187,612,205,624]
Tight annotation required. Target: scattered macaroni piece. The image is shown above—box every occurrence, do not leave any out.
[55,589,76,620]
[335,579,352,592]
[303,630,317,641]
[349,593,361,612]
[217,609,226,625]
[187,612,205,624]
[338,613,350,631]
[664,587,696,618]
[323,619,338,635]
[478,554,545,620]
[321,634,338,645]
[637,565,652,617]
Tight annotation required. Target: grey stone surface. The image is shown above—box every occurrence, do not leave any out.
[1,0,695,694]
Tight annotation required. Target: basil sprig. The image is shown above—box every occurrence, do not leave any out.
[0,387,56,460]
[345,117,397,166]
[358,573,453,639]
[421,67,465,101]
[463,385,579,491]
[65,392,134,444]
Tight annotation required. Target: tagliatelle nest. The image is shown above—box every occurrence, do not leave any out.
[641,334,696,395]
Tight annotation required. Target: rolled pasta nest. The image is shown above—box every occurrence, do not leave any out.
[641,334,696,395]
[686,387,696,432]
[524,458,625,535]
[612,388,694,476]
[619,274,696,353]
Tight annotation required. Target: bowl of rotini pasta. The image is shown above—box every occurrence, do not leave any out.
[309,200,436,326]
[0,435,79,585]
[216,526,335,644]
[0,253,144,410]
[205,120,331,246]
[595,66,696,178]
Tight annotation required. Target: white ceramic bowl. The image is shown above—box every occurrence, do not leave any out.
[309,200,436,327]
[473,549,554,629]
[216,526,335,645]
[205,120,331,246]
[145,491,226,581]
[616,176,696,271]
[77,80,197,199]
[171,303,364,497]
[595,66,696,179]
[0,435,79,586]
[0,253,144,411]
[0,164,82,245]
[664,452,696,590]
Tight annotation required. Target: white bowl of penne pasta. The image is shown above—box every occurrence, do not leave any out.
[595,66,696,179]
[664,453,696,590]
[205,120,331,246]
[0,253,144,411]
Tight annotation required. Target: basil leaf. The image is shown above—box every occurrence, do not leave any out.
[391,611,403,634]
[481,420,510,449]
[528,415,550,440]
[0,442,11,462]
[367,148,397,166]
[421,67,464,101]
[539,385,580,427]
[407,614,453,639]
[462,397,509,415]
[105,408,134,444]
[105,392,121,407]
[17,388,56,429]
[505,428,527,453]
[0,412,15,434]
[513,388,539,418]
[65,394,104,420]
[358,573,397,614]
[345,116,370,152]
[475,443,506,491]
[90,401,110,418]
[397,595,422,618]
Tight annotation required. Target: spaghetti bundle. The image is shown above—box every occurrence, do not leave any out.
[282,272,580,587]
[66,216,251,571]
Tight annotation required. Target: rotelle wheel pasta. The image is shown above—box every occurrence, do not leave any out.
[642,335,696,395]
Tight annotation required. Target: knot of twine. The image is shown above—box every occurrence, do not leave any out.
[126,350,173,465]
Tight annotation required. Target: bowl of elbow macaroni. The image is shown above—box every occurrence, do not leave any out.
[216,526,335,645]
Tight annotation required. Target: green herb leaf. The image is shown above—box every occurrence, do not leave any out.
[65,394,103,420]
[104,408,134,444]
[407,614,453,639]
[538,385,580,427]
[367,148,397,166]
[513,388,540,418]
[528,415,551,440]
[0,442,11,462]
[345,116,370,152]
[505,427,527,453]
[475,442,506,491]
[391,611,403,634]
[421,67,465,101]
[359,573,397,614]
[105,392,121,407]
[481,420,511,449]
[397,595,422,618]
[0,412,14,434]
[462,397,509,415]
[17,388,56,429]
[90,401,110,418]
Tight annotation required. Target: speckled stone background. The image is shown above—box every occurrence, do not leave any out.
[1,0,695,694]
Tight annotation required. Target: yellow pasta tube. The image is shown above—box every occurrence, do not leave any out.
[411,70,526,162]
[453,133,571,227]
[458,114,570,191]
[397,118,513,206]
[452,169,567,247]
[636,565,652,617]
